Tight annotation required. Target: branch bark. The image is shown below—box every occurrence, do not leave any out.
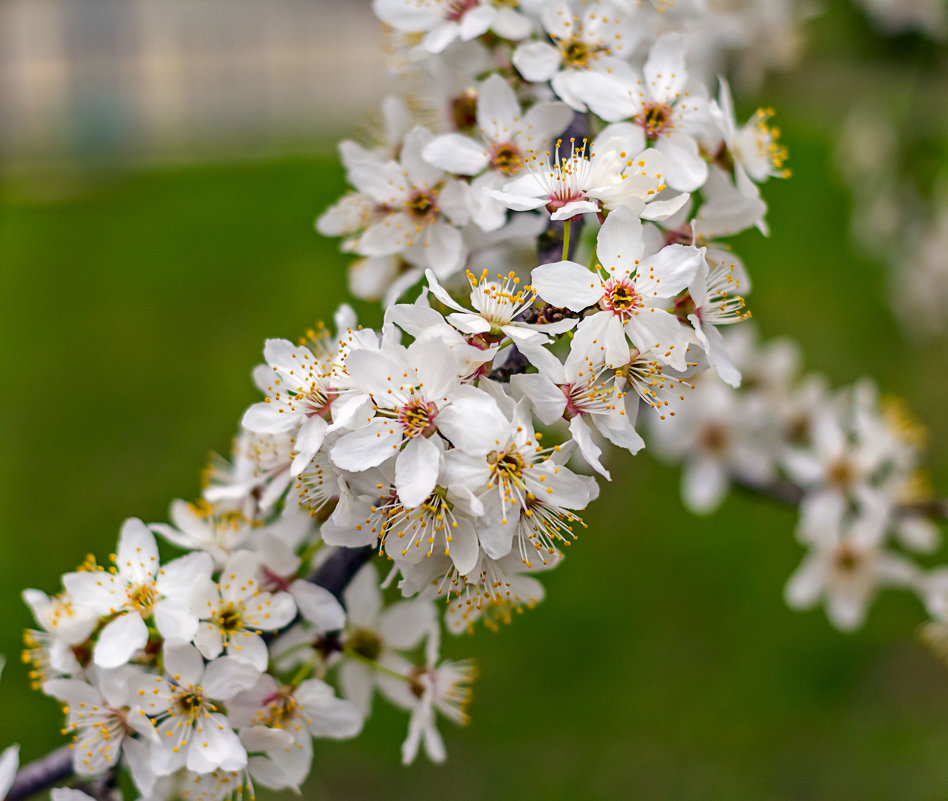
[7,747,73,801]
[733,476,948,521]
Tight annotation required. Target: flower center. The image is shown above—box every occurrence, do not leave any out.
[786,415,811,445]
[127,582,158,616]
[451,88,479,132]
[348,628,383,662]
[262,691,299,727]
[304,386,336,419]
[445,0,477,22]
[488,448,525,482]
[833,544,863,574]
[562,39,591,68]
[217,602,243,632]
[699,423,729,454]
[399,398,439,438]
[406,189,438,220]
[175,688,207,721]
[827,458,855,487]
[639,102,674,139]
[600,277,643,321]
[674,291,697,323]
[490,142,524,175]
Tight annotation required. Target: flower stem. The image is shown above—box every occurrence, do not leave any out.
[271,639,316,665]
[289,654,320,687]
[562,220,571,261]
[296,540,323,577]
[343,646,412,683]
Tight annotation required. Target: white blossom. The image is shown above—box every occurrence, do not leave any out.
[63,520,213,669]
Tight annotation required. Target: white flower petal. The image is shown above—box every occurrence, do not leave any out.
[379,599,436,650]
[644,33,687,104]
[342,563,382,628]
[290,580,346,632]
[657,132,708,192]
[476,74,520,142]
[512,41,561,82]
[597,206,644,272]
[448,517,479,576]
[51,789,92,801]
[435,387,509,454]
[569,416,610,478]
[550,200,599,220]
[511,373,566,425]
[291,416,329,475]
[625,309,692,370]
[94,614,148,669]
[531,260,602,311]
[395,435,442,509]
[331,420,402,471]
[116,518,159,583]
[163,641,206,686]
[682,457,729,514]
[225,630,270,672]
[297,679,364,739]
[202,657,262,700]
[153,601,199,643]
[424,222,465,278]
[422,133,489,175]
[187,712,247,773]
[339,660,375,717]
[156,551,213,601]
[784,554,826,609]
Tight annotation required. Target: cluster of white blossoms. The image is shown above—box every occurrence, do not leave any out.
[852,0,947,38]
[836,102,948,339]
[4,2,944,801]
[646,325,943,631]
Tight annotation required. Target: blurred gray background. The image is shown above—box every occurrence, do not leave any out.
[0,0,385,166]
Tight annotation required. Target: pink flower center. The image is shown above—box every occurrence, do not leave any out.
[406,189,438,221]
[561,384,585,419]
[600,277,643,321]
[399,398,439,438]
[489,141,524,175]
[305,386,336,419]
[445,0,478,22]
[638,102,674,139]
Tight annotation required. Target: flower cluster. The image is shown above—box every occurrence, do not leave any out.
[5,2,944,801]
[836,101,948,339]
[648,325,943,632]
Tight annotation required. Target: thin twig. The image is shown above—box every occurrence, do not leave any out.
[733,476,947,521]
[7,747,73,801]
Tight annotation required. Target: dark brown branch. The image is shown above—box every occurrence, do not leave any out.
[308,545,374,601]
[733,476,947,521]
[732,476,805,507]
[8,545,375,801]
[896,499,948,520]
[7,747,73,801]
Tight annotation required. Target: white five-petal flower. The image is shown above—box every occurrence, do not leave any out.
[532,205,703,370]
[63,520,213,669]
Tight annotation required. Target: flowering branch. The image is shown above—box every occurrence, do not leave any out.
[8,544,374,801]
[3,3,945,799]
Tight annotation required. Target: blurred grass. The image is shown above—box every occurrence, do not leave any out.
[2,91,948,801]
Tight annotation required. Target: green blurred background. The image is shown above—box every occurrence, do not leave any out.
[2,3,948,800]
